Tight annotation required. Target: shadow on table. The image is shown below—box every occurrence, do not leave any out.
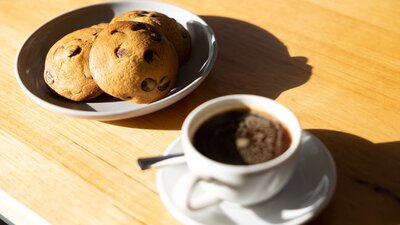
[105,16,312,130]
[200,16,312,98]
[305,129,400,225]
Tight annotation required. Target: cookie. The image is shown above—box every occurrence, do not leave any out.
[44,25,105,101]
[111,10,191,65]
[90,23,108,30]
[89,21,179,104]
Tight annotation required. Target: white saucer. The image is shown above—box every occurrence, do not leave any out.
[156,131,336,225]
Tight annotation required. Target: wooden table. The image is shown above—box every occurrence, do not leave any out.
[1,0,399,224]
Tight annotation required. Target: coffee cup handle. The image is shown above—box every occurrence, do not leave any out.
[174,173,221,211]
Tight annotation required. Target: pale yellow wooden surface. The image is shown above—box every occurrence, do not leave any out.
[0,0,399,224]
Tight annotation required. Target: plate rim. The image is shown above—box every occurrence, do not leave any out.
[14,0,218,120]
[156,131,337,225]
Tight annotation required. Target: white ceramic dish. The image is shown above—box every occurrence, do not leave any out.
[15,1,217,121]
[157,131,337,225]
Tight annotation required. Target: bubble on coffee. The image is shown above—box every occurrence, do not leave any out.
[193,108,291,165]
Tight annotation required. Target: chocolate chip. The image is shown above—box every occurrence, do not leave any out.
[179,24,189,38]
[149,13,158,18]
[149,32,161,42]
[158,76,170,91]
[141,78,156,92]
[122,94,132,100]
[45,71,54,85]
[134,24,162,41]
[132,12,148,17]
[115,47,126,58]
[181,30,188,38]
[144,50,156,63]
[131,23,148,31]
[111,29,125,35]
[68,46,81,57]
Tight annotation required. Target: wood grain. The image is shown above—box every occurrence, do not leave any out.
[0,0,399,224]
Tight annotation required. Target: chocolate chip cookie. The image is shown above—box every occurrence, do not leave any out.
[90,23,108,30]
[89,21,179,104]
[44,25,105,101]
[111,10,191,65]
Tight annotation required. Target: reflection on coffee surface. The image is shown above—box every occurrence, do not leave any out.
[193,108,291,165]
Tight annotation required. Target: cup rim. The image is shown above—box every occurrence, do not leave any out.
[181,94,302,173]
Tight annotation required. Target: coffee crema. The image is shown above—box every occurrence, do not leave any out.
[193,108,291,165]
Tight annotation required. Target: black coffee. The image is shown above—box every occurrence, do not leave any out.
[193,108,291,165]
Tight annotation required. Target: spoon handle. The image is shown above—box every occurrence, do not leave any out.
[137,153,185,170]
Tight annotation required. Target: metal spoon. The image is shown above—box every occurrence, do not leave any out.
[137,153,185,170]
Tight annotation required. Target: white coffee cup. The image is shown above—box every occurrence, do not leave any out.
[173,94,302,212]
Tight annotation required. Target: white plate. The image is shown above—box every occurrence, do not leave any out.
[15,1,217,121]
[157,131,337,225]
